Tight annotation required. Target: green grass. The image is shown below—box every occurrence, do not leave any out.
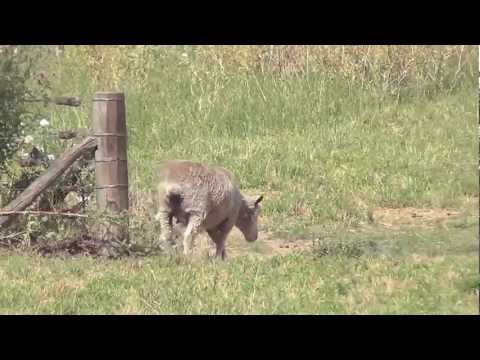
[46,57,477,230]
[0,221,477,314]
[0,46,477,314]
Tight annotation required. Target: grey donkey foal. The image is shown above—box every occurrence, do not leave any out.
[155,160,263,259]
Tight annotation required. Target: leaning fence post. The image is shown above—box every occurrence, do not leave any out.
[92,92,129,242]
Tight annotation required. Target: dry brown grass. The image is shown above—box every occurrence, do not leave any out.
[191,45,476,91]
[59,45,476,98]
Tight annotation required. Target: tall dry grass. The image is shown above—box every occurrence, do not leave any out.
[54,45,476,97]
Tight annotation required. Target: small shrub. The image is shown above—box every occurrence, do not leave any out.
[312,236,379,259]
[0,46,51,172]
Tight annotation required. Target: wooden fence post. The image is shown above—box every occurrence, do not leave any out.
[92,92,129,242]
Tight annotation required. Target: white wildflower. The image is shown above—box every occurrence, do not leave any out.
[24,135,34,144]
[39,119,49,127]
[47,154,55,161]
[64,192,82,208]
[181,52,188,58]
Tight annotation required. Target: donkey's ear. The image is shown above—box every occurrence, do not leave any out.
[254,195,264,206]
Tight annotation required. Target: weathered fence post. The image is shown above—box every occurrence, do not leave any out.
[92,92,129,242]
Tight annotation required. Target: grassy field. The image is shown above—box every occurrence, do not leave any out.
[0,217,477,314]
[0,45,478,314]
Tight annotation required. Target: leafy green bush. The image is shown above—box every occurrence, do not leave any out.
[0,46,50,172]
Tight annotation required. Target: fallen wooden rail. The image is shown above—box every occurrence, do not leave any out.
[25,96,82,107]
[0,136,97,228]
[53,96,82,107]
[0,211,88,218]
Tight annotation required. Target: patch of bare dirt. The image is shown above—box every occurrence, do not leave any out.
[259,234,312,257]
[370,207,461,229]
[189,228,311,259]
